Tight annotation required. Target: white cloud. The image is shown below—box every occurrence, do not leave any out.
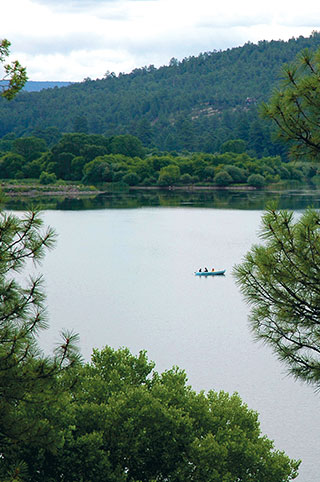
[1,0,319,80]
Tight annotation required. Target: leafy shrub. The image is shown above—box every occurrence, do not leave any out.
[247,173,265,188]
[157,165,181,186]
[180,173,193,184]
[214,170,232,186]
[225,165,247,183]
[82,158,113,184]
[39,171,57,185]
[122,172,140,186]
[0,153,25,178]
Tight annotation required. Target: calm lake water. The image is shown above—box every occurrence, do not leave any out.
[12,190,320,482]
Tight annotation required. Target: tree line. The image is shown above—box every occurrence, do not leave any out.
[1,131,320,189]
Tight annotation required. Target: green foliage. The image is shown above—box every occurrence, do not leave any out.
[39,171,57,184]
[233,206,320,389]
[157,164,180,186]
[81,144,108,163]
[180,172,194,184]
[13,136,47,162]
[214,170,232,186]
[247,173,266,187]
[225,165,247,183]
[221,139,246,154]
[310,174,320,186]
[51,133,110,159]
[110,135,145,158]
[0,39,27,100]
[70,155,86,180]
[2,34,320,152]
[0,210,81,480]
[0,152,25,178]
[73,114,88,133]
[122,171,140,185]
[152,155,172,172]
[21,158,43,179]
[22,346,299,481]
[261,47,320,161]
[0,133,17,152]
[52,151,74,179]
[30,126,62,147]
[0,129,318,188]
[82,156,113,184]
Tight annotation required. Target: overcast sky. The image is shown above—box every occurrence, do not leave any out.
[1,0,320,81]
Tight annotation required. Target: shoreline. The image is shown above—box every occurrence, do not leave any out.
[1,183,103,198]
[1,181,318,198]
[129,185,257,191]
[1,182,258,198]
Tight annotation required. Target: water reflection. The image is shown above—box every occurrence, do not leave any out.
[4,187,320,211]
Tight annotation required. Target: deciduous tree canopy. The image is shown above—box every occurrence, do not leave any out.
[18,345,300,481]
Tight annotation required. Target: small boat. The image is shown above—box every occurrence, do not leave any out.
[195,270,226,276]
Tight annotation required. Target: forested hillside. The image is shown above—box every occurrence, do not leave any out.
[1,32,320,154]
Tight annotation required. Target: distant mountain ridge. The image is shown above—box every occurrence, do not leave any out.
[22,81,73,92]
[1,32,320,154]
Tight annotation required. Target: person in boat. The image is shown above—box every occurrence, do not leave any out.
[204,267,208,272]
[198,268,202,272]
[212,267,215,272]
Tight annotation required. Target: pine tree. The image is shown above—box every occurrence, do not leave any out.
[0,209,81,480]
[234,205,320,389]
[261,47,320,160]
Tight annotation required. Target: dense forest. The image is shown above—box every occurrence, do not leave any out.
[1,32,320,156]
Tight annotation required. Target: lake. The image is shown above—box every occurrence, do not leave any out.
[11,189,320,482]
